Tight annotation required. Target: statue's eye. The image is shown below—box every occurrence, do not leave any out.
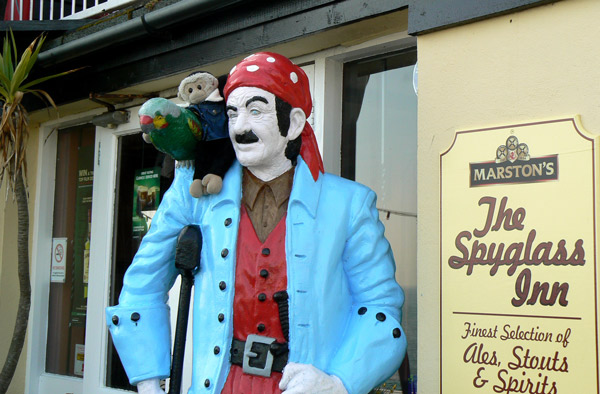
[188,88,193,93]
[197,85,202,90]
[250,109,260,116]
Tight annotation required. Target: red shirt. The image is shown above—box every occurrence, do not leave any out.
[221,206,288,394]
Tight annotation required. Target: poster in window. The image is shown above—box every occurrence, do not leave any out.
[440,117,599,393]
[70,145,94,327]
[132,167,161,248]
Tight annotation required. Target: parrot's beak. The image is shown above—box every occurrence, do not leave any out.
[139,115,153,125]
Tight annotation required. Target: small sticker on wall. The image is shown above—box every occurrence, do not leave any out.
[51,238,67,283]
[74,344,84,376]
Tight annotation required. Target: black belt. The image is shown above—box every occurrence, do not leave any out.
[230,336,289,377]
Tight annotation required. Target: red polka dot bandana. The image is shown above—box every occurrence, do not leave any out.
[224,52,324,181]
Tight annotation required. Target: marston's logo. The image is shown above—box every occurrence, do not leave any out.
[470,135,558,187]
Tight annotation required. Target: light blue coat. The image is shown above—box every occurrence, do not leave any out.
[106,157,407,394]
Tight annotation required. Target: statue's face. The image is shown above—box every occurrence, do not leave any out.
[226,86,292,180]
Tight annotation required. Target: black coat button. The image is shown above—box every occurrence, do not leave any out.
[358,307,367,315]
[224,218,232,227]
[260,269,269,278]
[214,346,220,355]
[393,328,402,338]
[262,248,270,256]
[257,323,266,332]
[204,379,210,387]
[218,313,224,322]
[376,312,386,322]
[219,281,226,291]
[221,248,229,258]
[131,312,140,322]
[112,315,119,325]
[258,293,267,302]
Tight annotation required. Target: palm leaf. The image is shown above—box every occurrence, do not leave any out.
[3,34,14,81]
[9,42,35,97]
[10,29,18,68]
[0,85,9,101]
[0,71,10,93]
[20,67,85,90]
[26,89,57,109]
[0,48,5,83]
[24,35,44,77]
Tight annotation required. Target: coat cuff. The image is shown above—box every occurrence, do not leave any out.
[106,304,171,384]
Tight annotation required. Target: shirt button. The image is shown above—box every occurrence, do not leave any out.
[358,307,367,315]
[204,379,210,387]
[131,312,140,322]
[260,269,269,278]
[218,313,224,322]
[214,346,220,355]
[262,248,270,256]
[219,281,226,291]
[257,323,266,332]
[112,315,119,325]
[221,248,229,258]
[224,218,232,227]
[258,293,267,302]
[393,328,402,338]
[376,312,387,322]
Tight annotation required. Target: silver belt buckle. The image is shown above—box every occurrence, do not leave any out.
[243,334,276,377]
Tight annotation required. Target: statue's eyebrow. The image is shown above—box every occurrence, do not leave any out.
[226,105,237,112]
[246,96,268,107]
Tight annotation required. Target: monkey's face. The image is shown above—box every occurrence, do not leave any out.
[179,73,219,104]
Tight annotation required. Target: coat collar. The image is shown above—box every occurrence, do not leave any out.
[209,160,243,212]
[289,157,322,218]
[209,157,322,217]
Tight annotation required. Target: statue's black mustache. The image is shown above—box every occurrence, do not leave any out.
[235,131,259,144]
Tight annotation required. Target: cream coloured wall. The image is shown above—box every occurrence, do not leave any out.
[417,0,600,391]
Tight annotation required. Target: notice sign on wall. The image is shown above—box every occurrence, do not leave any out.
[51,237,67,283]
[440,117,599,394]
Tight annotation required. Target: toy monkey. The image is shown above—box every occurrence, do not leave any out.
[178,71,235,197]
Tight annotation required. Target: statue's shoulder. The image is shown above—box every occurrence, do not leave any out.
[321,171,371,194]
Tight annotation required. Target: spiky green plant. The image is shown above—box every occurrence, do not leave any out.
[0,30,80,394]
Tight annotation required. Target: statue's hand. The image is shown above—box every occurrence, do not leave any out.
[279,363,348,394]
[137,378,166,394]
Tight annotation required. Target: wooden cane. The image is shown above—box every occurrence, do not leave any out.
[169,225,202,394]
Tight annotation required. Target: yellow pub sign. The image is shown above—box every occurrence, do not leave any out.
[440,117,600,394]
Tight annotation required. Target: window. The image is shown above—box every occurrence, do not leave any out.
[46,124,96,377]
[29,118,167,394]
[342,48,418,392]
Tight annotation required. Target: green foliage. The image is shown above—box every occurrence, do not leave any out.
[0,29,79,193]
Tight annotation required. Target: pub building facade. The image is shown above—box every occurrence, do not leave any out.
[1,0,597,393]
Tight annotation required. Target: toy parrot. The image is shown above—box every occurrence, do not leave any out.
[139,97,203,161]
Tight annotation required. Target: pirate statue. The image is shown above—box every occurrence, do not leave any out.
[107,52,407,394]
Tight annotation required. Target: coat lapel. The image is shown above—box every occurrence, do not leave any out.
[286,158,323,363]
